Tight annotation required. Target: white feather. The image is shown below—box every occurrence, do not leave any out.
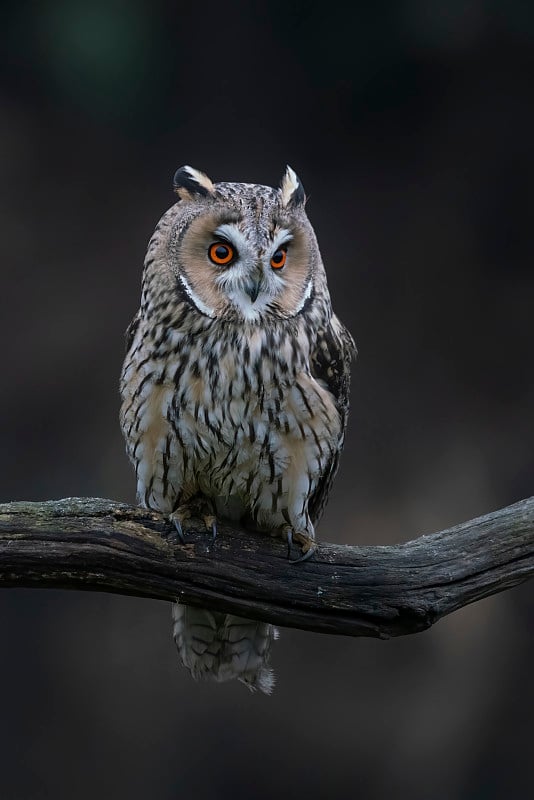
[271,227,293,253]
[214,223,249,254]
[280,165,300,207]
[183,165,215,194]
[292,277,313,314]
[178,273,216,318]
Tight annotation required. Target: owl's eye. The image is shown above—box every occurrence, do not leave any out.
[208,242,235,265]
[270,248,287,270]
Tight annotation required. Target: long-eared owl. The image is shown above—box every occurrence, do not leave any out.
[120,166,356,694]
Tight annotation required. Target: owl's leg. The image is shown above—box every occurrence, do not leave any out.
[168,495,217,544]
[281,525,317,564]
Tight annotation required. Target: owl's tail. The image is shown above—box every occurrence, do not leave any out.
[172,602,278,694]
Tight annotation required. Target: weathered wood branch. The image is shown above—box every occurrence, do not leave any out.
[0,497,532,638]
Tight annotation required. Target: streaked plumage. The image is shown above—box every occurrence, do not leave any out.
[120,166,356,693]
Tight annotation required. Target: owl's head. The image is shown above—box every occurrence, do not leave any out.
[151,166,327,323]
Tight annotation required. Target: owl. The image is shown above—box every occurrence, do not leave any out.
[120,165,356,694]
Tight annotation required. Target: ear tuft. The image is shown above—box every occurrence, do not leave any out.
[280,165,306,208]
[173,166,215,200]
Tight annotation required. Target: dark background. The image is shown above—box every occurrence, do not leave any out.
[1,2,533,798]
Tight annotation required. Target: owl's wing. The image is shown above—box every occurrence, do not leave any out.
[125,311,140,352]
[308,314,357,524]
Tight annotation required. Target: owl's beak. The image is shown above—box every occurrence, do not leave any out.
[243,272,263,304]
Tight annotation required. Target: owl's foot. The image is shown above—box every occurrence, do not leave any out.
[282,526,317,564]
[168,496,217,545]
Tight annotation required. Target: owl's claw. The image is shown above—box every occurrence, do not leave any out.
[167,498,217,547]
[283,527,316,564]
[173,518,186,544]
[168,511,188,545]
[205,515,217,541]
[286,528,293,558]
[290,544,317,564]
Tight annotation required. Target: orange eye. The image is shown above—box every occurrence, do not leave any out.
[208,242,235,265]
[270,248,287,270]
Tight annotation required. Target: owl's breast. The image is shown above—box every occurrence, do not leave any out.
[121,325,341,530]
[171,344,341,529]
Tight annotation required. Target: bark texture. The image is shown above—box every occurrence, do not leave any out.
[0,496,532,638]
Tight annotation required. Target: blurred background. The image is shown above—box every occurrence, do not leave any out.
[1,1,533,798]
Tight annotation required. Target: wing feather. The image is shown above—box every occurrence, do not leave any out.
[308,314,356,524]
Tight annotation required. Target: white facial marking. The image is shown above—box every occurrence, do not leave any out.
[179,273,216,318]
[214,223,249,254]
[271,228,293,254]
[292,277,313,314]
[210,222,303,320]
[225,286,270,322]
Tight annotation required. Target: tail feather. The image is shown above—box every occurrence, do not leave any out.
[172,602,278,694]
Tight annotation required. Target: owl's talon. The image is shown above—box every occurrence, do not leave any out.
[286,528,293,559]
[290,544,317,565]
[282,526,316,563]
[168,506,193,545]
[167,499,218,546]
[204,515,217,541]
[169,516,186,545]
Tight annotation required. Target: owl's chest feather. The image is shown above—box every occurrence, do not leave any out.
[122,324,340,522]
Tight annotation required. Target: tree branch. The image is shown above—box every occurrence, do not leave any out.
[0,496,532,638]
